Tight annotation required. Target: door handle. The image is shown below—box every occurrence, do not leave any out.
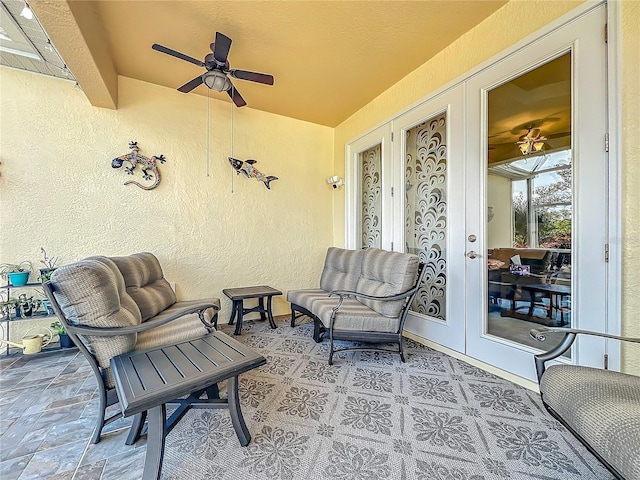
[466,251,478,259]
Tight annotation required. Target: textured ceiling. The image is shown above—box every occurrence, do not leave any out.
[28,0,507,127]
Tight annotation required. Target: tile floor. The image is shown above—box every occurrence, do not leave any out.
[0,346,144,480]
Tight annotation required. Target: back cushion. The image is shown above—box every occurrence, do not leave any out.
[356,248,419,318]
[108,252,176,322]
[320,247,365,293]
[50,258,142,369]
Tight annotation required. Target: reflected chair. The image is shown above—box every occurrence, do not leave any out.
[43,253,220,444]
[531,327,640,479]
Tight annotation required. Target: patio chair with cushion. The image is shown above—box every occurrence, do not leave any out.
[531,326,640,480]
[43,252,221,444]
[288,247,426,364]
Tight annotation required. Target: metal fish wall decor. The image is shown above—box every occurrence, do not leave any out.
[228,157,278,189]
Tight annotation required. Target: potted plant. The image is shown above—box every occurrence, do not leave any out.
[0,261,33,286]
[11,294,41,318]
[39,248,59,282]
[50,320,75,348]
[0,297,16,320]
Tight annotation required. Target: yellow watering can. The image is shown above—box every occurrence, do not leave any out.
[0,326,52,354]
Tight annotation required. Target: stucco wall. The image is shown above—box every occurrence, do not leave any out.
[333,1,639,374]
[487,175,512,249]
[621,0,640,373]
[0,69,334,340]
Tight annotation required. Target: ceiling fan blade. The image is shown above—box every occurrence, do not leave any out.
[152,44,204,67]
[230,69,274,85]
[213,32,232,64]
[227,85,247,107]
[178,75,204,93]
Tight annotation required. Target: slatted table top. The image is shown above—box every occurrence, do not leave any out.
[110,331,266,417]
[222,285,282,300]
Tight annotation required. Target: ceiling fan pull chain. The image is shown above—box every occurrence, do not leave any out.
[231,86,235,193]
[207,89,211,177]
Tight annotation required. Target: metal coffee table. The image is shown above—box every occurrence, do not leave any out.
[110,331,266,480]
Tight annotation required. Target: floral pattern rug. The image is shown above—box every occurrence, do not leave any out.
[161,317,613,480]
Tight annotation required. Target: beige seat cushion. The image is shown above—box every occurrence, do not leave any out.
[540,365,640,480]
[136,306,217,350]
[355,248,419,318]
[320,247,365,292]
[50,258,141,370]
[107,252,177,321]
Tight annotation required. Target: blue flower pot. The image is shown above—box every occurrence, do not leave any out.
[7,271,29,286]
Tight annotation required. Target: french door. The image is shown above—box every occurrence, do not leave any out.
[346,3,609,382]
[391,87,466,352]
[465,4,608,380]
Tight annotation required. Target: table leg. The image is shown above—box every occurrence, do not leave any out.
[266,296,277,329]
[234,301,244,335]
[258,297,267,321]
[548,292,555,319]
[227,376,250,446]
[142,404,166,480]
[125,411,146,446]
[228,301,239,325]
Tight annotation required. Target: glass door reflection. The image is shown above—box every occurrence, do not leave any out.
[486,53,572,355]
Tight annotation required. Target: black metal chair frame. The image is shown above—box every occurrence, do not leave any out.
[291,263,426,365]
[43,280,219,445]
[531,326,640,480]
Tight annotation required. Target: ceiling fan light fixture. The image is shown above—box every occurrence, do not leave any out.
[202,70,231,92]
[516,128,547,155]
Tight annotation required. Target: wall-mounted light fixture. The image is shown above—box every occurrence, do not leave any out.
[327,175,344,189]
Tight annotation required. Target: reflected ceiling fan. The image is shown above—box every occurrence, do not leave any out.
[152,32,274,107]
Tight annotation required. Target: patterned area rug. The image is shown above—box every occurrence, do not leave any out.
[162,317,612,480]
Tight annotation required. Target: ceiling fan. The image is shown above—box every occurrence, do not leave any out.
[152,32,274,107]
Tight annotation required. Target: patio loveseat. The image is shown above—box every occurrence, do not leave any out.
[287,247,425,364]
[44,252,221,444]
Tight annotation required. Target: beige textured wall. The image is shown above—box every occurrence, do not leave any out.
[333,1,639,374]
[621,0,640,374]
[487,175,512,249]
[0,69,334,337]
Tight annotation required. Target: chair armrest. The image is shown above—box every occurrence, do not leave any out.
[530,327,640,344]
[529,327,640,383]
[328,285,420,303]
[66,300,220,337]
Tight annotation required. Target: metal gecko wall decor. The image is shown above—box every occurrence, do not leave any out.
[112,141,166,190]
[228,157,278,189]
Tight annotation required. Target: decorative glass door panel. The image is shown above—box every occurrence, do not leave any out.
[346,123,392,251]
[359,144,382,249]
[405,115,447,320]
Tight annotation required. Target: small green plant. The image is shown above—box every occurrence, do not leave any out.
[2,294,42,318]
[40,247,59,269]
[50,320,66,336]
[39,248,59,282]
[0,261,32,279]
